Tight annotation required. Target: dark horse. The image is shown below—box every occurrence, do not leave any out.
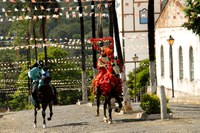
[33,77,57,128]
[95,86,123,124]
[93,63,123,124]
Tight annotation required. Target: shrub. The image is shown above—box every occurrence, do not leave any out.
[140,93,161,114]
[140,93,172,115]
[58,90,81,105]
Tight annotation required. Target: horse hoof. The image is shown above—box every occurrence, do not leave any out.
[115,108,120,113]
[96,112,99,116]
[47,117,51,121]
[34,124,37,128]
[108,120,113,124]
[104,117,108,123]
[43,124,46,128]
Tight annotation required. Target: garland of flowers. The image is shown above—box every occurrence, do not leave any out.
[88,37,114,51]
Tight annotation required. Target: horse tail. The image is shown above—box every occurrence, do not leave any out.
[52,85,58,105]
[90,79,96,94]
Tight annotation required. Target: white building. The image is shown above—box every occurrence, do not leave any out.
[155,0,200,102]
[116,0,162,77]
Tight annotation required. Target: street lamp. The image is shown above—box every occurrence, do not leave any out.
[167,35,175,98]
[132,54,139,102]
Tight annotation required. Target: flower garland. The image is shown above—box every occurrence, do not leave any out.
[88,37,114,51]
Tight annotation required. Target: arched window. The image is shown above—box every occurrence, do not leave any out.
[179,47,183,79]
[161,46,164,76]
[189,47,194,81]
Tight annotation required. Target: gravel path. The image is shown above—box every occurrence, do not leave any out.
[0,103,200,133]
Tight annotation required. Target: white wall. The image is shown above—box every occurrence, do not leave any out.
[116,0,161,78]
[155,28,200,96]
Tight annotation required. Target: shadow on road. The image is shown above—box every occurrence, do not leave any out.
[52,122,89,127]
[115,118,145,123]
[171,104,200,111]
[0,112,15,119]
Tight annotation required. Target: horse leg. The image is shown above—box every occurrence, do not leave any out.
[107,97,113,124]
[42,103,47,128]
[103,96,108,123]
[114,95,123,113]
[96,94,100,116]
[34,108,37,128]
[95,86,101,116]
[47,104,53,121]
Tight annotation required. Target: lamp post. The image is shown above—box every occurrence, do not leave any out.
[167,35,175,98]
[132,54,139,102]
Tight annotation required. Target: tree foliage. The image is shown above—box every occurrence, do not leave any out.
[182,0,200,35]
[127,59,149,98]
[140,93,172,115]
[140,93,160,114]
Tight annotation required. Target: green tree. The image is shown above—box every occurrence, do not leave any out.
[182,0,200,35]
[8,61,31,111]
[127,59,149,99]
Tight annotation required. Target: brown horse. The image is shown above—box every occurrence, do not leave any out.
[91,62,123,124]
[95,86,123,124]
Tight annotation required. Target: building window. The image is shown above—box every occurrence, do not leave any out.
[161,46,164,76]
[139,8,148,24]
[179,47,183,79]
[189,47,194,81]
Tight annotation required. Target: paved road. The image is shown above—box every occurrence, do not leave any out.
[0,103,200,133]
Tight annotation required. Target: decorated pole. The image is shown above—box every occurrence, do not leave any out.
[108,0,114,59]
[97,1,103,47]
[42,17,47,66]
[78,0,87,103]
[91,0,97,76]
[108,1,113,37]
[148,0,156,94]
[30,4,38,61]
[111,0,123,64]
[111,0,132,112]
[41,2,47,66]
[27,22,31,104]
[33,23,38,61]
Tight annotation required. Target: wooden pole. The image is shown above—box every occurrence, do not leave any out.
[111,0,132,112]
[33,22,38,61]
[111,0,123,64]
[42,17,47,66]
[91,0,97,76]
[78,0,87,103]
[148,0,156,93]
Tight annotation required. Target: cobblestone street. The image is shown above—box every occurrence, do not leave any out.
[0,103,200,133]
